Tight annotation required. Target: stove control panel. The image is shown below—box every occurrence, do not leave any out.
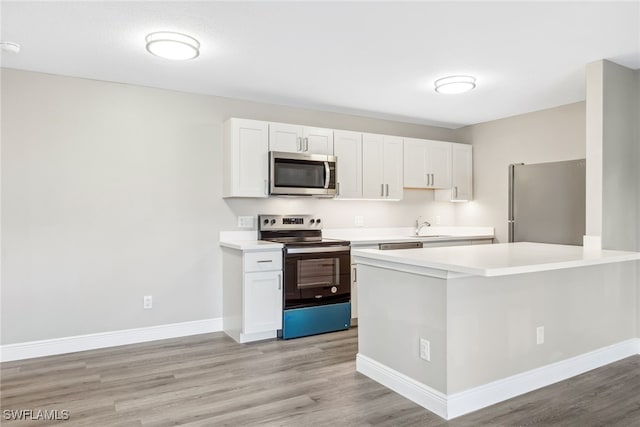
[258,214,322,231]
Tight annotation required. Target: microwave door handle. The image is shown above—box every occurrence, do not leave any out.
[324,161,330,189]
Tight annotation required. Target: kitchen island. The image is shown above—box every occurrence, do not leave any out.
[352,242,640,420]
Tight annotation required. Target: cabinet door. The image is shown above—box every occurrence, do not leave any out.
[451,143,473,201]
[244,271,283,334]
[383,136,404,200]
[403,138,428,188]
[223,118,269,198]
[303,127,334,155]
[362,133,385,198]
[426,140,452,189]
[334,130,362,198]
[269,122,303,153]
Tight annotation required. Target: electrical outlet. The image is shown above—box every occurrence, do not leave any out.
[143,295,153,310]
[536,326,544,345]
[354,216,364,227]
[419,338,431,361]
[237,216,254,228]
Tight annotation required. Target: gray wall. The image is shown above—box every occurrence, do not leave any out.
[447,262,637,393]
[454,102,586,243]
[1,69,459,344]
[584,61,639,337]
[599,61,638,251]
[357,260,637,395]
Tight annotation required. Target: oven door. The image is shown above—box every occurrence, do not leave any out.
[283,245,350,309]
[270,152,336,196]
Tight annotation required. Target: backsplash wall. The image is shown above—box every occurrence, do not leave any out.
[225,190,457,231]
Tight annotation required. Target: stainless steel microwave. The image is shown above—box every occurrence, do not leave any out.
[269,151,337,196]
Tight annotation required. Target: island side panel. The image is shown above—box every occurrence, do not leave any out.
[446,262,637,394]
[357,264,447,393]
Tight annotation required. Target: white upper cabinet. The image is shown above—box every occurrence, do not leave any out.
[383,135,404,200]
[269,122,334,155]
[268,122,301,153]
[222,118,269,198]
[223,117,468,201]
[362,133,403,200]
[403,138,452,189]
[334,130,362,199]
[436,143,473,201]
[304,127,334,155]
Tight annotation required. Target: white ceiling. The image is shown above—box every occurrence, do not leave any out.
[1,1,639,129]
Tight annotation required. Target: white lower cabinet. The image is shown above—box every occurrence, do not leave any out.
[222,248,283,343]
[244,271,282,334]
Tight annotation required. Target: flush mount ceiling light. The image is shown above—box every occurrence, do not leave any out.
[434,75,476,94]
[145,32,199,60]
[0,41,21,54]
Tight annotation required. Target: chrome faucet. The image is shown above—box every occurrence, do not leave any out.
[415,216,431,236]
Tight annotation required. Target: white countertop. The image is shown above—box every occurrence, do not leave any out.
[219,230,282,251]
[352,242,640,277]
[219,240,283,251]
[219,226,494,252]
[322,226,494,245]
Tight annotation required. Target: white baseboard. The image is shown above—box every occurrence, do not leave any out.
[447,338,640,419]
[357,338,640,420]
[0,318,222,362]
[356,353,448,419]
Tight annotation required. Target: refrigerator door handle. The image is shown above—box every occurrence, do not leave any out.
[508,164,516,242]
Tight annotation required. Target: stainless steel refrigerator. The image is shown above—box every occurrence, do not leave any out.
[508,159,586,246]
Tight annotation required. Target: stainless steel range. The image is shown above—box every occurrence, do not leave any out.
[258,214,351,339]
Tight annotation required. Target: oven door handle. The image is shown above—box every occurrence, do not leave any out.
[324,161,330,189]
[286,245,350,254]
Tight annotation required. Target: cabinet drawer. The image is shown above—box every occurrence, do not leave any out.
[244,251,282,272]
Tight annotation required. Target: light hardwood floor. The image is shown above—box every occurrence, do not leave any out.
[2,328,640,426]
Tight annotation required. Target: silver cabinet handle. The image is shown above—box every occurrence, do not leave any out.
[353,266,357,283]
[304,137,309,152]
[296,137,301,151]
[336,182,340,196]
[385,183,389,197]
[454,186,458,198]
[278,273,282,290]
[256,260,273,263]
[431,173,434,187]
[380,183,384,196]
[426,174,429,187]
[264,179,268,195]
